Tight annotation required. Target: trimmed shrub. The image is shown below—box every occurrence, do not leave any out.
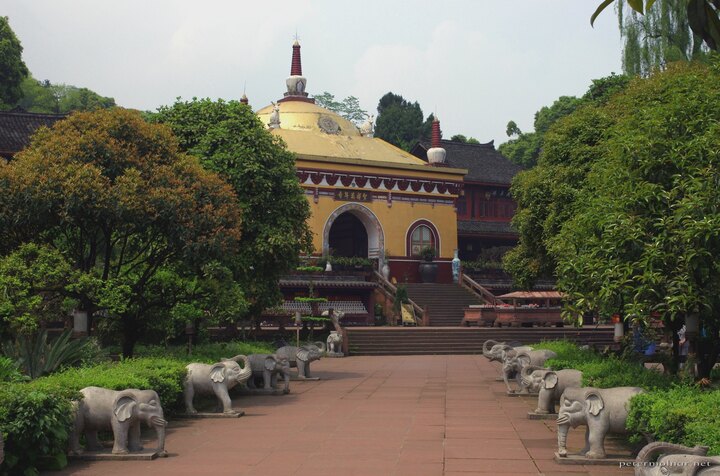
[0,383,77,475]
[628,387,720,455]
[131,341,274,363]
[32,358,188,414]
[0,356,25,383]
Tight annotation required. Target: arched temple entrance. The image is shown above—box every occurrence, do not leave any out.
[323,203,384,260]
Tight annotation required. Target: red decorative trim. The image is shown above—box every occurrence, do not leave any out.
[422,182,434,193]
[355,176,368,188]
[369,177,383,188]
[340,175,353,187]
[326,174,339,186]
[411,181,423,192]
[311,173,323,185]
[383,178,397,189]
[397,179,409,191]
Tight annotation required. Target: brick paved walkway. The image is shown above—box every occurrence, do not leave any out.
[56,355,632,475]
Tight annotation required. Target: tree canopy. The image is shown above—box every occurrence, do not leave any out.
[153,98,313,325]
[506,60,720,376]
[0,108,242,354]
[592,0,719,55]
[0,16,29,107]
[374,92,434,151]
[313,91,367,124]
[16,77,116,113]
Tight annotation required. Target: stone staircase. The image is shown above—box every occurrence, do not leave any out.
[403,283,484,326]
[346,327,616,356]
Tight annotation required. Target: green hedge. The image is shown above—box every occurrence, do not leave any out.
[530,340,676,390]
[628,387,720,455]
[130,341,274,364]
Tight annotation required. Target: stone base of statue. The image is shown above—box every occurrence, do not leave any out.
[553,453,633,466]
[237,387,288,396]
[494,377,505,382]
[527,411,557,420]
[291,376,320,381]
[177,411,243,418]
[70,449,166,461]
[325,351,344,358]
[506,391,538,397]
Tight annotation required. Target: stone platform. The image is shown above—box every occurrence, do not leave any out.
[57,355,631,475]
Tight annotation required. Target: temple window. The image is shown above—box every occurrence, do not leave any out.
[410,225,434,255]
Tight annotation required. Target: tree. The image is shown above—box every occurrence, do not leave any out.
[16,77,116,113]
[499,75,630,168]
[499,96,583,168]
[450,134,481,144]
[313,91,368,124]
[553,61,720,377]
[592,0,720,53]
[0,108,243,356]
[153,98,313,327]
[374,92,433,151]
[0,16,29,107]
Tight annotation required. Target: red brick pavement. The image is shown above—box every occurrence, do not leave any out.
[52,355,632,476]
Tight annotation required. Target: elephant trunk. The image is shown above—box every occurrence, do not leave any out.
[483,339,501,357]
[314,341,327,353]
[520,365,540,386]
[154,421,167,456]
[635,442,709,471]
[535,388,552,414]
[234,355,252,382]
[557,423,569,457]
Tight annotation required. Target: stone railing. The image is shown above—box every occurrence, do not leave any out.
[461,273,499,305]
[373,271,427,325]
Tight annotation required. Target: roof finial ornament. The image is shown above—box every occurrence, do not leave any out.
[427,116,446,165]
[359,114,375,137]
[268,101,281,129]
[240,82,249,105]
[285,36,309,99]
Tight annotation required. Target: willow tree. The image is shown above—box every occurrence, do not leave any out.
[617,0,708,75]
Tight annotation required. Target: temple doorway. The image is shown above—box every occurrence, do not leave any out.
[328,212,368,258]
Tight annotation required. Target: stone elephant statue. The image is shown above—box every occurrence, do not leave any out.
[275,342,325,380]
[69,387,167,456]
[482,339,533,363]
[247,354,291,394]
[634,442,720,475]
[556,386,644,459]
[519,365,552,395]
[184,355,252,415]
[534,368,583,415]
[502,349,556,393]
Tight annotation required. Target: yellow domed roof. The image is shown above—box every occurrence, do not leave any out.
[256,100,361,137]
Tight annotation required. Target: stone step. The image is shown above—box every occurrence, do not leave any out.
[346,327,615,355]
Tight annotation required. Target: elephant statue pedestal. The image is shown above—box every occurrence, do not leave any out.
[527,411,557,420]
[633,442,720,475]
[70,448,165,461]
[177,411,243,419]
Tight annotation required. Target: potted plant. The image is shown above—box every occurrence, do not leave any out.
[418,246,438,283]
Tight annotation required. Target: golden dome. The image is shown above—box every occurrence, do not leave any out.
[256,100,361,137]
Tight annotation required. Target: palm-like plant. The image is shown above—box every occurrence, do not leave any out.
[3,329,91,379]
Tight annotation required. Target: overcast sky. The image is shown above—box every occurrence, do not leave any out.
[5,0,623,146]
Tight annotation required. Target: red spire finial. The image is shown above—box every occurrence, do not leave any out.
[431,116,441,148]
[291,40,302,76]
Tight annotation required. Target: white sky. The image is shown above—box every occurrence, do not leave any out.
[5,0,622,146]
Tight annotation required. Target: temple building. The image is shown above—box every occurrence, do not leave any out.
[0,109,65,161]
[256,41,467,285]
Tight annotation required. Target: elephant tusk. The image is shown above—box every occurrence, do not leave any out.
[151,417,168,427]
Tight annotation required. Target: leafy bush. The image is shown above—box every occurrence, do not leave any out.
[2,329,95,379]
[130,341,274,363]
[628,387,720,455]
[0,383,77,475]
[0,356,25,382]
[530,340,675,390]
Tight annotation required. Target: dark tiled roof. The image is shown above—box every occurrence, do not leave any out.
[0,110,65,156]
[457,220,517,236]
[411,139,522,185]
[279,279,376,289]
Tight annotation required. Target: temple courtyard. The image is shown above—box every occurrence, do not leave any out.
[57,355,631,476]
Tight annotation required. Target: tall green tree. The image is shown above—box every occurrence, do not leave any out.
[0,16,29,107]
[16,77,116,113]
[592,0,719,57]
[313,91,367,124]
[553,61,720,377]
[500,75,629,168]
[153,98,313,326]
[0,108,243,355]
[502,74,630,286]
[374,92,433,151]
